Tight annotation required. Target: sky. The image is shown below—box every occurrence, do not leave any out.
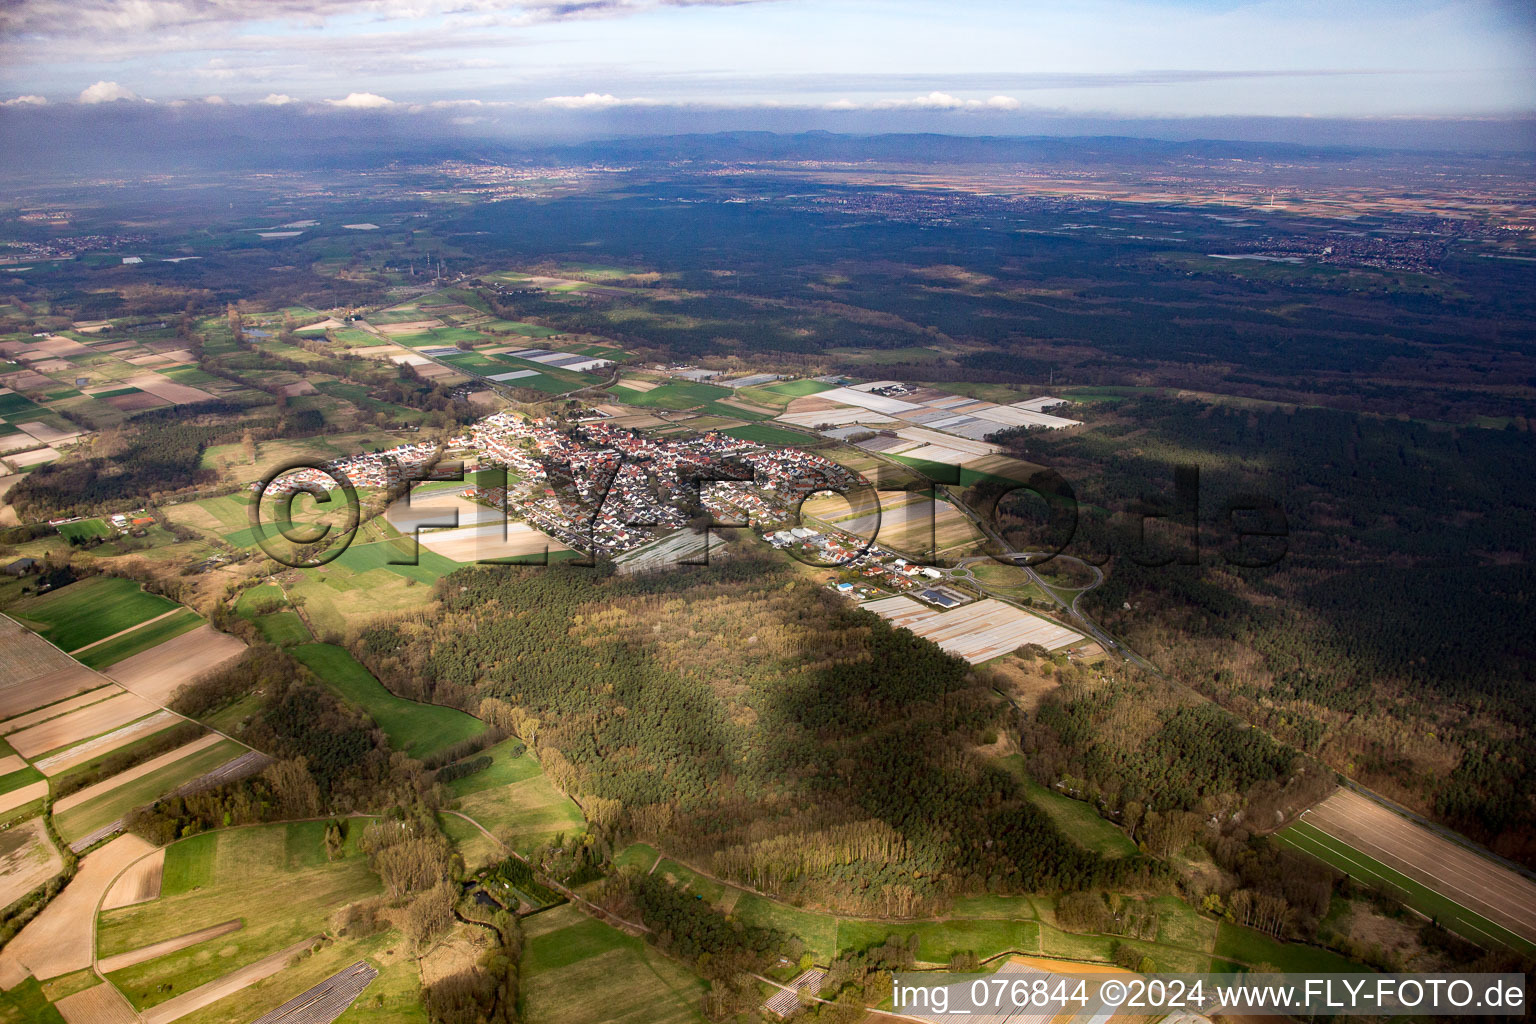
[1,0,1534,146]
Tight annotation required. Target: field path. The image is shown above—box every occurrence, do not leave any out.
[69,608,184,655]
[98,919,244,974]
[140,936,320,1024]
[444,809,650,936]
[1302,788,1536,944]
[54,733,224,814]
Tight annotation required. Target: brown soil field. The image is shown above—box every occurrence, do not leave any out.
[98,917,242,973]
[103,391,170,413]
[0,683,122,736]
[34,711,179,776]
[0,833,155,983]
[0,614,95,714]
[376,319,444,334]
[53,982,139,1024]
[141,935,320,1024]
[1303,788,1536,945]
[99,848,167,913]
[104,626,246,705]
[0,781,48,816]
[8,692,160,759]
[121,373,216,406]
[0,755,24,776]
[54,734,222,815]
[0,818,62,913]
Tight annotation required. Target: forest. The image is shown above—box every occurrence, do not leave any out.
[994,395,1536,864]
[337,551,1329,919]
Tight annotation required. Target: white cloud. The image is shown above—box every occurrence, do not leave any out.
[540,93,648,109]
[2,94,47,106]
[824,92,1024,112]
[204,94,228,104]
[260,93,296,105]
[78,80,139,103]
[325,91,394,108]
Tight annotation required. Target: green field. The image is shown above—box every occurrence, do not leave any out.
[762,379,836,398]
[721,423,810,446]
[1213,921,1363,972]
[292,644,485,759]
[837,916,1041,962]
[54,737,240,842]
[446,736,540,797]
[0,765,44,796]
[56,519,111,542]
[450,742,585,854]
[99,821,382,1012]
[610,381,730,410]
[77,607,203,668]
[994,758,1138,858]
[1275,820,1536,956]
[331,539,463,584]
[10,576,180,652]
[518,904,706,1024]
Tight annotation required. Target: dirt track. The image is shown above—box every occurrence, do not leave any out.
[8,691,159,758]
[141,935,320,1024]
[0,684,121,735]
[34,710,179,776]
[54,734,222,814]
[105,625,246,704]
[98,917,242,973]
[0,832,156,983]
[100,847,166,912]
[1303,788,1536,944]
[0,781,47,816]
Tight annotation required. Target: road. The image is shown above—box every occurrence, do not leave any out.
[934,483,1160,673]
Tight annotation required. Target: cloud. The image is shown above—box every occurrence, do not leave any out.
[2,95,48,106]
[78,80,140,103]
[325,91,394,108]
[260,93,296,105]
[827,92,1025,112]
[204,94,228,104]
[540,93,650,109]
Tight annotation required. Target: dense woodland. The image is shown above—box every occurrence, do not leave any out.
[350,553,1171,916]
[995,395,1536,864]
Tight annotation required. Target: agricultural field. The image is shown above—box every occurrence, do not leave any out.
[98,821,382,1013]
[1276,792,1536,957]
[104,625,247,705]
[518,904,707,1024]
[77,608,204,670]
[0,819,62,914]
[0,615,101,720]
[860,595,1082,663]
[609,380,730,411]
[53,737,243,844]
[291,644,485,760]
[6,576,179,653]
[721,423,812,446]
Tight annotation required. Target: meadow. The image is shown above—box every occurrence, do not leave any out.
[99,821,381,1012]
[292,644,485,760]
[518,905,706,1024]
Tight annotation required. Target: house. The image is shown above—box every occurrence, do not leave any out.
[2,557,38,576]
